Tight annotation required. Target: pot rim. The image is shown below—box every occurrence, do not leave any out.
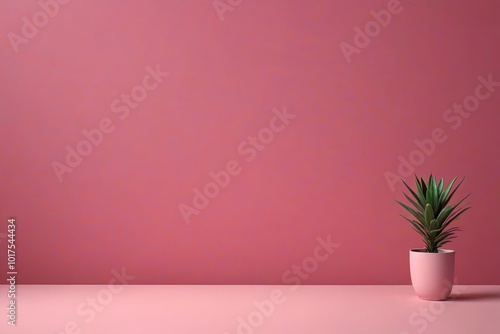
[410,248,455,254]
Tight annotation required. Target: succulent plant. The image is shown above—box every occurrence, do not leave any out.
[396,175,470,253]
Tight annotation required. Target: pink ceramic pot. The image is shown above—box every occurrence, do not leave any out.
[409,249,455,300]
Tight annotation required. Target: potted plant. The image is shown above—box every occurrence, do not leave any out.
[396,174,470,300]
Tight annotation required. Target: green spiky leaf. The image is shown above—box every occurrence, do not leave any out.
[395,174,470,253]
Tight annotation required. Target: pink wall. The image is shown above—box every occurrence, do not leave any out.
[0,0,499,284]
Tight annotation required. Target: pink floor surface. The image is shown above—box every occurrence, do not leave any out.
[1,285,499,334]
